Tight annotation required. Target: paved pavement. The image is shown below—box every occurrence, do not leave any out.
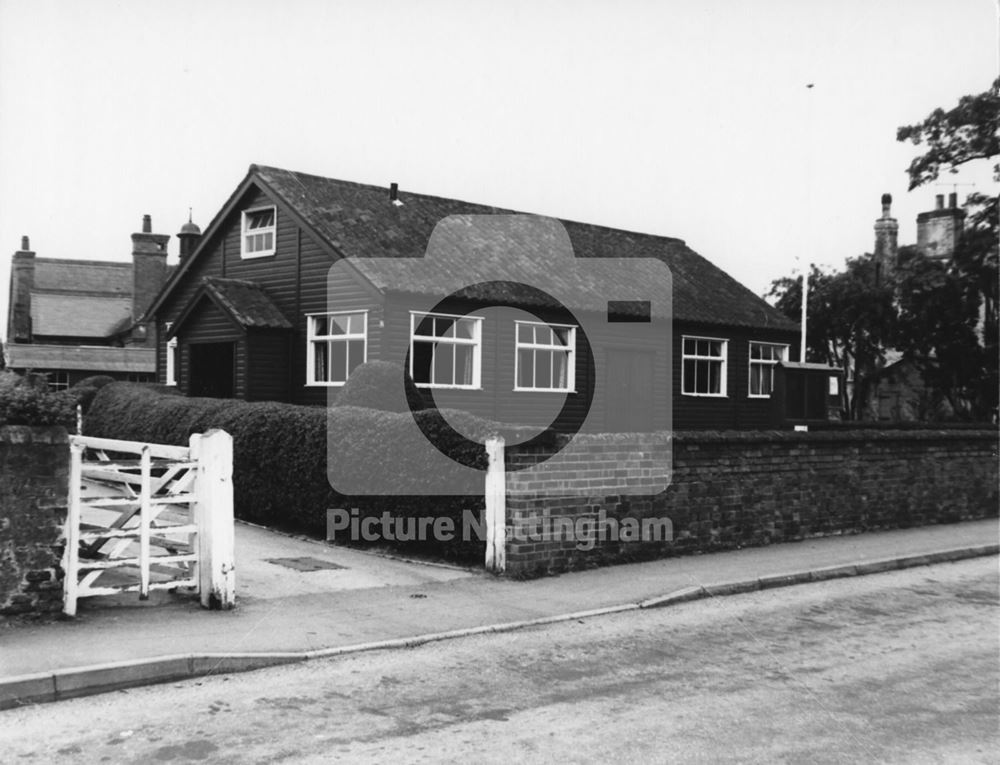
[1,517,996,709]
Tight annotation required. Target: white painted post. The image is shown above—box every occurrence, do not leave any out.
[139,445,152,600]
[188,433,202,590]
[484,436,506,574]
[193,429,235,609]
[62,441,84,616]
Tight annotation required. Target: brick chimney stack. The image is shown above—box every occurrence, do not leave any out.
[916,193,965,260]
[131,214,170,327]
[873,193,898,281]
[8,235,37,342]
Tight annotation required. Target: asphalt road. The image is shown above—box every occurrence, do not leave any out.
[1,558,997,764]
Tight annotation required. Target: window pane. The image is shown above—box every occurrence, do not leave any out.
[708,360,721,393]
[536,350,552,388]
[247,208,274,229]
[347,314,363,334]
[434,317,455,338]
[347,339,365,377]
[518,323,532,344]
[314,342,329,382]
[433,342,455,384]
[414,316,434,336]
[454,344,474,385]
[517,349,533,388]
[683,359,696,392]
[331,315,351,335]
[761,367,773,395]
[750,343,762,360]
[553,327,571,347]
[331,341,347,383]
[553,351,568,388]
[750,365,762,395]
[412,342,432,383]
[456,318,476,340]
[683,337,694,355]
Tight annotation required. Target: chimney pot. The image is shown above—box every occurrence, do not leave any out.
[948,192,958,208]
[20,236,29,251]
[935,194,944,210]
[142,214,152,233]
[389,182,398,201]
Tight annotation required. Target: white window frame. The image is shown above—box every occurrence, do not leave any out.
[409,311,483,390]
[165,333,178,386]
[241,205,277,259]
[681,335,728,397]
[748,341,789,398]
[48,371,69,391]
[306,311,368,387]
[513,320,576,393]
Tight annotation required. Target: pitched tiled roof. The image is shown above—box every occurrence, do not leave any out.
[195,277,292,330]
[31,293,133,337]
[253,165,796,331]
[5,344,154,373]
[33,258,132,295]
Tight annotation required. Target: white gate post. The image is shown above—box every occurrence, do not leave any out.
[62,440,84,616]
[192,429,235,609]
[484,436,506,574]
[138,446,152,599]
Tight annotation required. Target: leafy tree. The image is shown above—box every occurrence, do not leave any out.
[897,79,999,420]
[896,77,1000,189]
[894,248,983,418]
[768,255,896,419]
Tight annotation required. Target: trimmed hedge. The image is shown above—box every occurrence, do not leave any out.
[0,370,77,428]
[83,383,537,562]
[69,375,116,414]
[335,360,427,413]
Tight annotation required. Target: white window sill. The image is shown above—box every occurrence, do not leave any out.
[306,381,347,388]
[415,384,481,391]
[513,387,576,394]
[748,394,772,399]
[240,249,276,260]
[681,392,728,398]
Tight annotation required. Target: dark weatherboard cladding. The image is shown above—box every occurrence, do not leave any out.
[144,165,797,430]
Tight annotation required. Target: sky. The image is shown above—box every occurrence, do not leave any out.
[0,0,996,341]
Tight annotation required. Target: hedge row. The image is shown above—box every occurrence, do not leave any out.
[0,370,77,428]
[83,382,538,562]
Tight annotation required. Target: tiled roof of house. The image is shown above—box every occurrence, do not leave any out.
[30,293,133,337]
[4,343,154,373]
[253,165,796,331]
[33,258,133,294]
[201,277,292,329]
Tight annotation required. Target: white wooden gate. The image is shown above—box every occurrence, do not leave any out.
[62,430,235,616]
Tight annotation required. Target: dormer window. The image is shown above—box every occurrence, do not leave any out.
[241,206,276,258]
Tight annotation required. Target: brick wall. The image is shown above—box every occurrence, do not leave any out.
[0,426,68,616]
[503,429,999,577]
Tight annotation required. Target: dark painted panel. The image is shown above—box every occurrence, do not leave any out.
[247,331,290,401]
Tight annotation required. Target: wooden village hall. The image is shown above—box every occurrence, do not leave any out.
[141,164,799,431]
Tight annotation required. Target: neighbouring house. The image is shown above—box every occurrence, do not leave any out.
[864,192,969,421]
[142,164,799,431]
[4,215,197,389]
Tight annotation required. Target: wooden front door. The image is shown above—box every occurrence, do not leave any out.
[189,342,235,399]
